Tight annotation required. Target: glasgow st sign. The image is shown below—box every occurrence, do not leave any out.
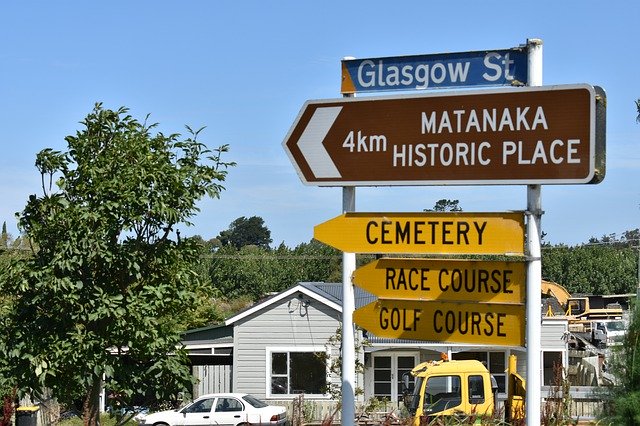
[282,84,606,186]
[341,48,528,94]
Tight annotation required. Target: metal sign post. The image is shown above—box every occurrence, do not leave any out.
[340,82,356,425]
[280,39,606,426]
[526,38,543,426]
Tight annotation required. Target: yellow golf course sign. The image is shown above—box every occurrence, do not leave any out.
[314,212,524,255]
[352,258,525,304]
[353,299,525,346]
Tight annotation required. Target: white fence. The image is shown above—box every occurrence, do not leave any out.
[192,365,233,397]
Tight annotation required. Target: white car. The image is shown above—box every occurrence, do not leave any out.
[135,393,288,426]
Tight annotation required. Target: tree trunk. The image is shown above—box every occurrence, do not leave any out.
[82,378,102,426]
[1,392,15,426]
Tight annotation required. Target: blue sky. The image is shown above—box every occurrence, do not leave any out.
[1,1,639,247]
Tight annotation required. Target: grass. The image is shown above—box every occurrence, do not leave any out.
[58,414,137,425]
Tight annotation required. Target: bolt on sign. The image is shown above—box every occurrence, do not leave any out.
[313,211,524,255]
[353,299,525,346]
[282,84,606,186]
[352,258,525,304]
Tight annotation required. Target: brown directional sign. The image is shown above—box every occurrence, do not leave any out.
[282,84,606,186]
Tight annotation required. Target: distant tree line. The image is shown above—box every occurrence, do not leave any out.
[4,203,638,330]
[542,230,639,295]
[191,206,639,323]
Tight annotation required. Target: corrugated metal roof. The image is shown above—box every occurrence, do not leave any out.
[299,282,376,309]
[182,323,234,344]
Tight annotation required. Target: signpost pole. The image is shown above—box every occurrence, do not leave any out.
[341,81,357,426]
[341,186,356,426]
[526,38,543,426]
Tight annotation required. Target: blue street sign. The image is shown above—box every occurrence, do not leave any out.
[341,48,528,94]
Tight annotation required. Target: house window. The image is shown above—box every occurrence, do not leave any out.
[543,351,563,385]
[269,349,327,396]
[451,351,506,393]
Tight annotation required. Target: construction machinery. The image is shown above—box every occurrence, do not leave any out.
[542,280,626,348]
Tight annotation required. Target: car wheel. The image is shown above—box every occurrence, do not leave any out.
[153,423,170,426]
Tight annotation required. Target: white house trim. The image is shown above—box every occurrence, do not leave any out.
[225,284,342,326]
[264,345,332,399]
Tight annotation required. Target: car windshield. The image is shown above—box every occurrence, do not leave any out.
[242,395,268,408]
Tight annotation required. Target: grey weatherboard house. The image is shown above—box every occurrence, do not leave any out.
[181,281,569,418]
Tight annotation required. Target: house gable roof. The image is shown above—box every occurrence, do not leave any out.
[224,282,353,326]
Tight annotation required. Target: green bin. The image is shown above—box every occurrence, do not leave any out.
[16,406,39,426]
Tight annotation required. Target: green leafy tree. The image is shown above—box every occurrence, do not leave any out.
[0,235,29,425]
[0,104,233,426]
[0,222,8,249]
[217,216,272,249]
[178,236,230,329]
[0,256,15,426]
[601,303,640,425]
[424,199,463,212]
[291,240,342,283]
[597,94,640,426]
[209,240,341,301]
[542,235,638,295]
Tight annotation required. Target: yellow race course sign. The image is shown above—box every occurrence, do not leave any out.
[353,299,525,347]
[352,258,525,304]
[314,212,524,255]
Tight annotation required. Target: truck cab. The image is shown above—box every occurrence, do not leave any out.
[592,319,627,347]
[403,358,497,424]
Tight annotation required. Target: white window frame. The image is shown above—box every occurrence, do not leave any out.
[370,351,419,402]
[266,346,330,398]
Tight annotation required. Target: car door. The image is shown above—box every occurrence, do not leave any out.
[211,396,246,425]
[179,396,215,426]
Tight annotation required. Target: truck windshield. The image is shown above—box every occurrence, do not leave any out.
[407,376,424,415]
[607,321,626,331]
[423,375,462,415]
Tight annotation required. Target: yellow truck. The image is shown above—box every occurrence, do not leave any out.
[402,355,525,424]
